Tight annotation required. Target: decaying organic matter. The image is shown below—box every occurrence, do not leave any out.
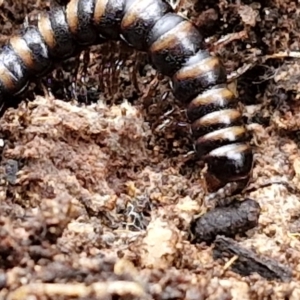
[1,0,300,299]
[190,199,261,244]
[213,236,293,282]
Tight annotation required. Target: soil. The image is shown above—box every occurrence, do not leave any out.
[1,0,300,299]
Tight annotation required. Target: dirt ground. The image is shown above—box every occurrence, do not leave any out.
[1,0,300,299]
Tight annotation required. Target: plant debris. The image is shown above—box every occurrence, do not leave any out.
[213,235,293,282]
[190,199,261,244]
[1,0,300,299]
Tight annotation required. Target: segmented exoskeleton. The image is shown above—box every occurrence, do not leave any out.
[0,0,253,194]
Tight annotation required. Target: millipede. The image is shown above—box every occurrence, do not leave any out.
[0,0,254,196]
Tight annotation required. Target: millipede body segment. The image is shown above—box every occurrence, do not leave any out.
[0,0,253,193]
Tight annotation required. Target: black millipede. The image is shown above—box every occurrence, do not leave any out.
[0,0,254,195]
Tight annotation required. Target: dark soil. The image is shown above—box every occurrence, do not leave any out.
[1,0,300,299]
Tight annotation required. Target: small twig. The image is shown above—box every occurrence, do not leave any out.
[227,62,257,81]
[244,180,300,196]
[213,31,248,49]
[264,51,300,60]
[223,255,239,271]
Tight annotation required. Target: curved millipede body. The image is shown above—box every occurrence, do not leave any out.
[0,0,253,194]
